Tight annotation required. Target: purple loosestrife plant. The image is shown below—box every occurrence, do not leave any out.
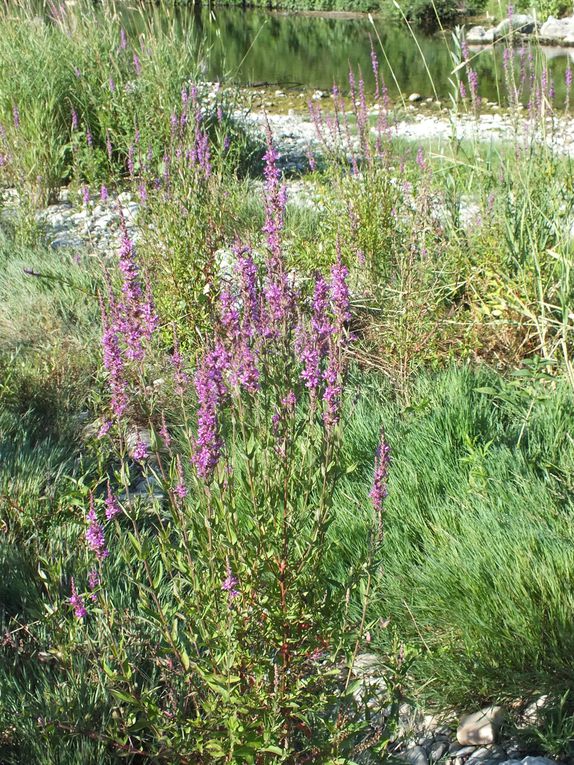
[81,122,395,762]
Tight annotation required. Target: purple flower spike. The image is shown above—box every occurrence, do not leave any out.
[173,455,188,499]
[370,430,390,513]
[330,255,351,331]
[192,344,228,480]
[104,481,121,520]
[86,494,109,560]
[133,438,149,462]
[88,569,100,601]
[222,562,239,600]
[69,578,87,619]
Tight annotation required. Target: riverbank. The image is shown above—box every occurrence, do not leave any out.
[2,2,574,762]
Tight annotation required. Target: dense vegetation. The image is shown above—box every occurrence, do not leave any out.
[1,1,574,763]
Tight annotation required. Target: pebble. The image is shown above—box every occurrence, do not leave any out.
[429,740,449,761]
[404,745,430,765]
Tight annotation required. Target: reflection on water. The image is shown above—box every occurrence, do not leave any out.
[125,6,574,106]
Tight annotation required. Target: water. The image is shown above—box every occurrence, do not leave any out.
[131,6,574,106]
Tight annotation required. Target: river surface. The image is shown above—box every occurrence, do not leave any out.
[124,6,574,106]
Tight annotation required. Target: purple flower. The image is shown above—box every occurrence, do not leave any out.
[468,69,479,102]
[88,569,99,601]
[71,109,78,131]
[322,350,342,429]
[416,146,426,170]
[566,66,573,90]
[104,482,121,520]
[120,27,127,50]
[133,53,142,76]
[459,80,467,99]
[297,326,322,393]
[74,67,82,78]
[171,327,189,395]
[262,130,286,260]
[133,438,149,462]
[82,185,90,205]
[100,184,109,202]
[312,274,332,342]
[86,128,93,148]
[222,562,239,600]
[69,578,87,619]
[109,77,116,93]
[192,344,228,480]
[128,144,135,178]
[115,226,157,361]
[219,288,241,342]
[86,494,109,560]
[330,255,350,331]
[173,455,187,499]
[370,430,390,513]
[159,412,171,447]
[371,44,380,100]
[231,343,260,394]
[235,248,260,337]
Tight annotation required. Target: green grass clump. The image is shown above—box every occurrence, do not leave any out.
[334,365,574,710]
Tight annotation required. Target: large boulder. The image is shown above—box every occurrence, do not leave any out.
[467,25,495,44]
[540,15,574,41]
[493,14,537,39]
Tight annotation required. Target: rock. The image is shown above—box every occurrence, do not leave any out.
[453,745,479,764]
[500,759,558,765]
[352,653,383,675]
[429,740,449,761]
[521,695,549,726]
[457,707,505,746]
[467,746,506,765]
[540,15,574,42]
[466,26,495,44]
[404,745,429,765]
[409,92,422,102]
[493,14,537,39]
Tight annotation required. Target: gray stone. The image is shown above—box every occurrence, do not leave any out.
[466,26,495,44]
[493,14,537,39]
[429,740,449,762]
[409,92,423,102]
[521,695,549,726]
[404,745,430,765]
[457,707,505,746]
[502,759,558,765]
[466,747,506,765]
[454,745,479,762]
[540,15,574,41]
